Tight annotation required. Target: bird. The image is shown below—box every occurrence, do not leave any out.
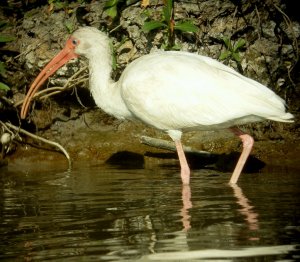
[20,26,294,185]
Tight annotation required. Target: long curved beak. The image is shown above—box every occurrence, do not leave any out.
[20,42,78,119]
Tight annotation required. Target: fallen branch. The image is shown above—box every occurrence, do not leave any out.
[1,121,71,168]
[140,135,214,157]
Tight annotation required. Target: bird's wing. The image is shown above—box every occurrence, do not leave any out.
[120,52,290,130]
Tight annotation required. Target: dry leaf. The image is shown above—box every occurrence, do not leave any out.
[141,0,150,8]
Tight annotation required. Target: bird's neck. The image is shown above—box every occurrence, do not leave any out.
[88,50,132,120]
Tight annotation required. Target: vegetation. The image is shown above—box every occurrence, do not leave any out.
[219,36,246,74]
[104,0,139,19]
[142,0,198,50]
[104,0,124,19]
[104,0,198,49]
[219,37,246,63]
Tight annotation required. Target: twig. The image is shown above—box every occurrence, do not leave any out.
[73,86,87,108]
[14,32,49,60]
[109,24,122,34]
[1,121,17,139]
[273,4,298,86]
[2,121,71,168]
[14,65,88,107]
[140,135,214,157]
[254,4,261,39]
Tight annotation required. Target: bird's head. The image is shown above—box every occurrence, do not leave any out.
[20,27,109,119]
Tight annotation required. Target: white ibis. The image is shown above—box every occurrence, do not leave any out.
[21,26,294,185]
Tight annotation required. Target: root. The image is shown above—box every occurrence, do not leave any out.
[0,121,71,168]
[14,65,88,108]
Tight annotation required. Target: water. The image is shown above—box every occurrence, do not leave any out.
[0,162,299,261]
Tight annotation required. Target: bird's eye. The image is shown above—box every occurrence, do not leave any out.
[72,39,78,46]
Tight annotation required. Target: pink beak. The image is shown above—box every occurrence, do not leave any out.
[20,37,79,119]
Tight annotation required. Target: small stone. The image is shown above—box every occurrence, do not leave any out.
[1,133,11,145]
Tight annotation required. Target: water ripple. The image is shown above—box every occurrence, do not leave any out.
[0,164,299,261]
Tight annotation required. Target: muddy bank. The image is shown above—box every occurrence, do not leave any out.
[7,114,299,175]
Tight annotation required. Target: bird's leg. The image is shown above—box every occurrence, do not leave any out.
[174,140,190,185]
[229,127,254,184]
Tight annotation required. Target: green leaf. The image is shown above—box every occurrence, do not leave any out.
[219,50,231,60]
[64,20,75,34]
[105,5,118,18]
[104,0,119,8]
[54,1,65,10]
[222,36,232,50]
[174,21,198,32]
[163,0,173,22]
[0,34,16,42]
[163,6,171,23]
[104,0,120,18]
[0,62,6,75]
[232,52,241,62]
[0,82,10,91]
[109,41,117,71]
[142,21,166,33]
[169,44,181,50]
[233,39,246,51]
[166,0,173,11]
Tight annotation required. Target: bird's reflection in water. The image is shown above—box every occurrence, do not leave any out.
[230,184,259,233]
[179,183,259,235]
[181,185,192,231]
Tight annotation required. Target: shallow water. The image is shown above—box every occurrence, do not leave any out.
[0,163,299,261]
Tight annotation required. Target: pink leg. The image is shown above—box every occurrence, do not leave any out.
[229,127,254,184]
[174,140,190,185]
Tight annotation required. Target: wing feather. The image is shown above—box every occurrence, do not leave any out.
[120,51,292,130]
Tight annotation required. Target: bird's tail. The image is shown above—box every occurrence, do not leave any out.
[268,112,294,123]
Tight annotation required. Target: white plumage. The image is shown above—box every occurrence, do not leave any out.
[21,27,294,185]
[121,52,292,128]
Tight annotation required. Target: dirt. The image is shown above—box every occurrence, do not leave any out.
[6,109,300,175]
